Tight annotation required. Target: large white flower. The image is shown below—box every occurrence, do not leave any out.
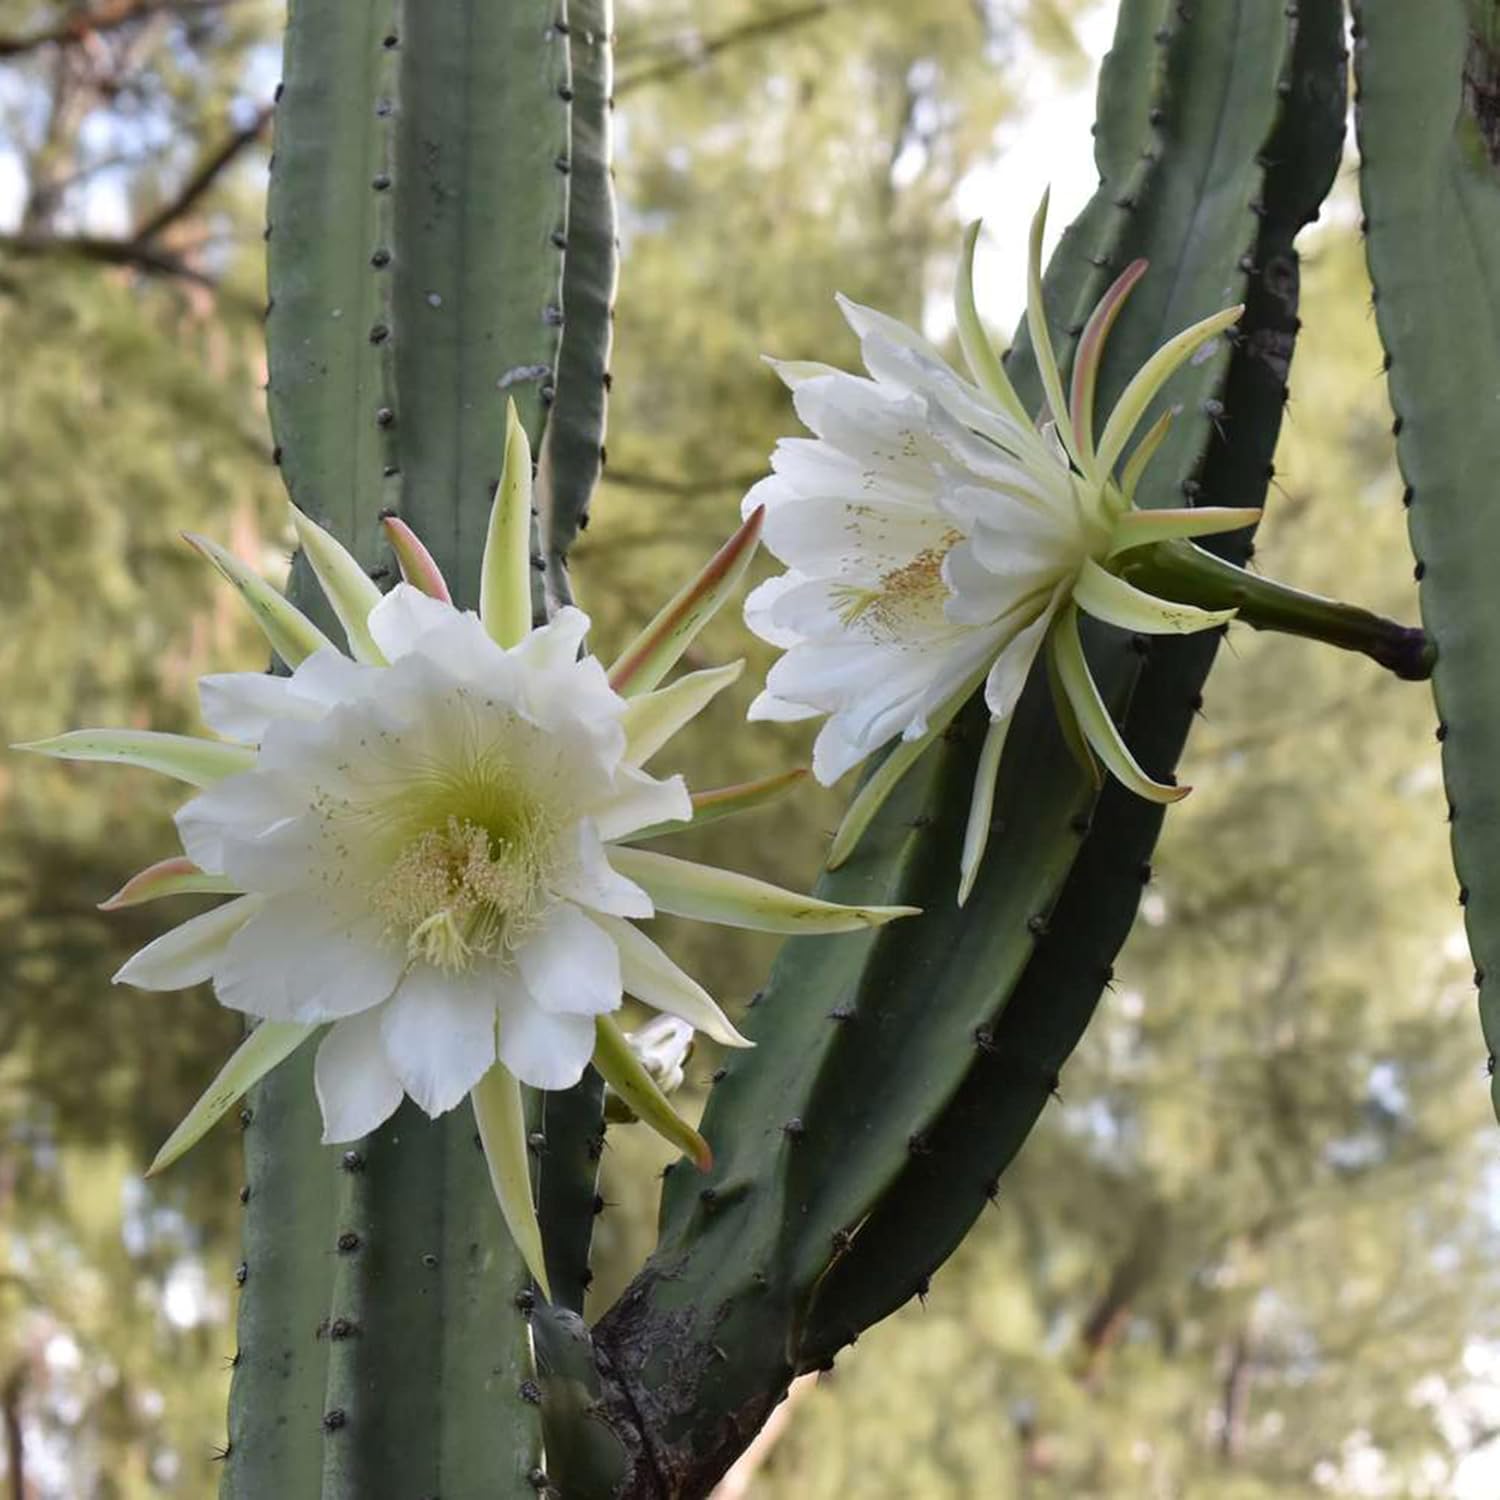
[21,402,912,1295]
[744,196,1263,902]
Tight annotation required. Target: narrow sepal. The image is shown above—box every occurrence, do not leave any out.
[1025,192,1085,473]
[1049,606,1190,804]
[608,507,764,696]
[147,1021,313,1176]
[16,730,254,787]
[481,398,535,649]
[956,222,1031,427]
[957,713,1012,907]
[380,514,453,603]
[1094,303,1244,480]
[1070,259,1148,472]
[592,1014,711,1171]
[471,1065,553,1299]
[100,856,240,909]
[609,846,918,933]
[182,531,334,669]
[288,505,386,664]
[620,660,744,767]
[1106,506,1263,557]
[1074,557,1237,635]
[1119,407,1174,504]
[588,913,750,1047]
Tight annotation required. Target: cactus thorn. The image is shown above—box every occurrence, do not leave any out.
[340,1149,364,1171]
[1027,914,1049,937]
[514,1287,536,1314]
[710,1066,728,1083]
[907,1132,932,1157]
[526,1130,548,1155]
[321,1409,347,1433]
[336,1231,361,1253]
[783,1117,806,1141]
[234,1262,248,1285]
[829,1004,855,1022]
[238,1184,250,1204]
[519,1380,543,1406]
[421,1252,439,1268]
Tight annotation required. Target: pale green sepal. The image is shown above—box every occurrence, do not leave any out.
[587,913,749,1048]
[621,661,744,767]
[1106,506,1263,557]
[288,505,386,665]
[100,856,240,910]
[1025,192,1085,473]
[183,531,334,669]
[827,662,986,870]
[1049,606,1190,805]
[381,513,453,603]
[471,1064,552,1299]
[1119,407,1174,504]
[1094,303,1244,481]
[624,768,809,842]
[609,846,919,934]
[1075,557,1237,635]
[1045,644,1102,790]
[1069,259,1148,473]
[481,398,535,650]
[592,1015,712,1171]
[17,730,254,788]
[608,507,764,697]
[957,713,1012,908]
[147,1020,314,1177]
[956,222,1031,428]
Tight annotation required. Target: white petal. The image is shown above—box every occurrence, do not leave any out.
[495,996,596,1091]
[315,1009,405,1142]
[515,902,623,1017]
[983,589,1063,720]
[214,894,403,1022]
[812,714,875,784]
[199,673,297,743]
[745,687,822,724]
[379,966,499,1116]
[510,606,590,673]
[761,494,946,576]
[550,822,654,918]
[744,571,814,650]
[175,769,301,874]
[942,542,1049,627]
[589,764,691,842]
[114,895,261,990]
[367,582,463,660]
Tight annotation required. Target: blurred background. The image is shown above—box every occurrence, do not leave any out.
[2,1,1498,1495]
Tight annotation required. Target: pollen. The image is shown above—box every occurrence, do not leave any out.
[375,814,553,971]
[831,530,962,640]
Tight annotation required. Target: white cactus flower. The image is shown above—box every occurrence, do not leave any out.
[743,196,1263,902]
[20,402,914,1297]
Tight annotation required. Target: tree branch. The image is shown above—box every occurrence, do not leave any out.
[0,230,217,286]
[615,3,836,96]
[0,0,233,59]
[131,100,272,243]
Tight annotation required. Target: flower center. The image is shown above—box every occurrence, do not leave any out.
[374,812,554,972]
[831,530,963,640]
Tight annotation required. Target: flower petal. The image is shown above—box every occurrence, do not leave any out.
[481,398,535,650]
[198,673,301,743]
[214,895,403,1022]
[114,895,262,990]
[514,902,622,1017]
[17,730,255,787]
[367,582,462,661]
[471,1064,552,1298]
[149,1019,315,1174]
[608,846,918,933]
[550,822,654,917]
[289,505,387,665]
[590,765,691,843]
[588,913,749,1047]
[380,966,498,1116]
[495,994,595,1091]
[1074,556,1236,635]
[315,1008,404,1142]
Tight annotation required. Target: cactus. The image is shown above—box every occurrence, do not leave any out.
[226,4,574,1493]
[206,0,1500,1493]
[1355,0,1500,1115]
